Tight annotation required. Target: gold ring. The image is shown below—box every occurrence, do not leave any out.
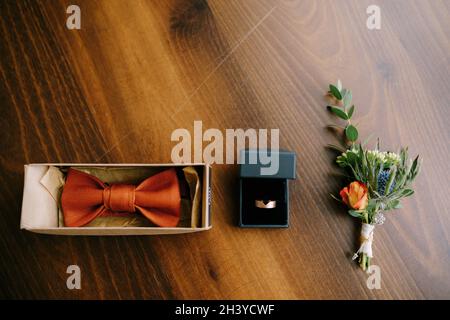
[255,200,277,209]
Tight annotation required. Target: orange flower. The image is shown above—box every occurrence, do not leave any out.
[340,181,368,210]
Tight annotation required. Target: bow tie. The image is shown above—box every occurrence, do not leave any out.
[61,168,181,227]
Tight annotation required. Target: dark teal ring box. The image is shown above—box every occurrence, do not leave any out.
[239,149,296,228]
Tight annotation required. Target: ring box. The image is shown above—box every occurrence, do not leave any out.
[239,150,296,228]
[20,163,212,236]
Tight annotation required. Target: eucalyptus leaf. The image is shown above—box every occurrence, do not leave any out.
[343,90,352,107]
[337,79,342,91]
[328,106,348,120]
[345,124,358,141]
[348,105,355,118]
[329,84,342,100]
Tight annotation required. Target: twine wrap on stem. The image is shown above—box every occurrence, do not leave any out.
[352,223,375,260]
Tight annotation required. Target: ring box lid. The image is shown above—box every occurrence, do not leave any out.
[239,149,296,179]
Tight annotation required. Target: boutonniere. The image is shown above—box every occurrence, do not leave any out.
[325,80,422,271]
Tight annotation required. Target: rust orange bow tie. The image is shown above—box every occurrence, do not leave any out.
[61,168,181,227]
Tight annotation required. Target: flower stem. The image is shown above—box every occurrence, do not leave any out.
[359,253,371,271]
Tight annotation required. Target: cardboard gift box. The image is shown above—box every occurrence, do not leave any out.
[239,150,296,227]
[20,163,212,235]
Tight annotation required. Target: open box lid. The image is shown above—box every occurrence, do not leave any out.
[239,149,296,179]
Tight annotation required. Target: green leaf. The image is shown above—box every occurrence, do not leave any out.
[329,84,342,100]
[328,106,348,120]
[375,162,384,193]
[401,189,414,197]
[367,199,377,211]
[348,210,363,219]
[395,169,408,191]
[343,90,352,107]
[389,199,402,209]
[409,155,420,180]
[385,166,397,196]
[400,147,408,166]
[330,193,342,203]
[336,79,342,91]
[347,105,355,118]
[346,151,359,165]
[345,124,358,141]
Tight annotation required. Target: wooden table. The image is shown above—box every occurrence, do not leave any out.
[0,0,449,299]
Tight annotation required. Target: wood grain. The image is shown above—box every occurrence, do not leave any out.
[0,0,449,299]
